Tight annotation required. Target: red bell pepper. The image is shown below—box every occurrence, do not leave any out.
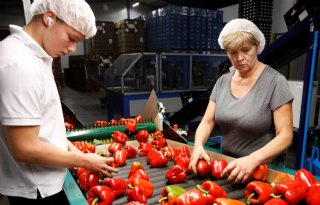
[151,137,168,150]
[197,180,227,205]
[213,198,246,205]
[109,119,118,126]
[128,161,145,178]
[102,178,127,197]
[72,141,84,152]
[146,148,161,164]
[153,130,164,139]
[125,145,137,159]
[162,145,176,160]
[149,151,168,168]
[264,198,287,205]
[127,186,147,204]
[294,168,316,191]
[114,149,127,166]
[112,130,128,144]
[78,171,99,192]
[108,142,123,154]
[134,115,143,123]
[87,185,115,205]
[176,188,207,205]
[165,165,187,184]
[251,164,268,181]
[138,142,154,156]
[196,159,211,176]
[127,178,154,198]
[118,117,127,125]
[127,169,150,184]
[270,172,293,188]
[273,180,307,205]
[65,122,74,131]
[75,167,88,177]
[126,118,137,133]
[211,159,228,179]
[245,181,274,204]
[93,120,108,127]
[83,142,96,153]
[175,146,190,158]
[127,201,146,205]
[174,153,191,173]
[159,185,186,205]
[306,181,320,205]
[136,130,149,142]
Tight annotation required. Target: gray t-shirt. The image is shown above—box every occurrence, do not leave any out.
[210,65,294,158]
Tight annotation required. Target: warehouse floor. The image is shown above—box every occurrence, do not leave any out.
[60,85,297,169]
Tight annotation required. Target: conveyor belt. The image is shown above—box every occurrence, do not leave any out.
[110,156,247,204]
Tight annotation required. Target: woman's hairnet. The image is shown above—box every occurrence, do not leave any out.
[30,0,97,39]
[218,18,265,54]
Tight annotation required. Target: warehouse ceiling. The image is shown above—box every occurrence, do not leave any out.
[0,0,238,10]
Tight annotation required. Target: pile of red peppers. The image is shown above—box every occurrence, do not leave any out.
[68,119,320,205]
[245,167,320,205]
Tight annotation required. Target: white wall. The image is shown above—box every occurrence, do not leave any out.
[218,4,239,23]
[272,0,297,34]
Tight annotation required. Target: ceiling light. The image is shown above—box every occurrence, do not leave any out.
[132,2,139,7]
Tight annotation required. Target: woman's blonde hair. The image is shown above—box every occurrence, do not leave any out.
[222,31,260,51]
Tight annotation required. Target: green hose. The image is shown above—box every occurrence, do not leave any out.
[67,122,156,141]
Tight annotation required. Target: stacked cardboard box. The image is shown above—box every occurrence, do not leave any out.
[87,21,116,54]
[116,19,146,54]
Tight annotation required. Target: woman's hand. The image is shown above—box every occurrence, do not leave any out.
[221,155,260,183]
[189,145,211,174]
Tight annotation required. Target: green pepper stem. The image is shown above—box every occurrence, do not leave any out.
[270,193,283,198]
[159,196,168,203]
[246,192,255,205]
[196,184,209,195]
[91,197,99,205]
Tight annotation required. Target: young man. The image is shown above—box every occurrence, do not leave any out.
[0,0,118,204]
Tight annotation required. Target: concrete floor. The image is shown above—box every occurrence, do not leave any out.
[60,86,110,126]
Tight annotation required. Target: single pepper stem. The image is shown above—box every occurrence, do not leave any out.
[196,184,209,195]
[270,193,283,198]
[159,196,168,203]
[246,192,255,205]
[91,197,99,205]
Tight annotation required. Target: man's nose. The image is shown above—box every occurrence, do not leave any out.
[67,43,77,54]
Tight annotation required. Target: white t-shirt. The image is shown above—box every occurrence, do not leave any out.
[0,25,68,199]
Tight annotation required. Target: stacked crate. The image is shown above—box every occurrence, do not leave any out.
[207,9,224,49]
[147,5,189,51]
[189,7,207,49]
[87,21,116,54]
[146,5,223,51]
[239,0,273,45]
[116,19,146,54]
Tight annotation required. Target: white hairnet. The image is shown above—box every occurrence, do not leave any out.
[218,18,265,54]
[30,0,97,39]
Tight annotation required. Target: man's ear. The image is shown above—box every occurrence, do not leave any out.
[43,11,55,27]
[47,17,53,26]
